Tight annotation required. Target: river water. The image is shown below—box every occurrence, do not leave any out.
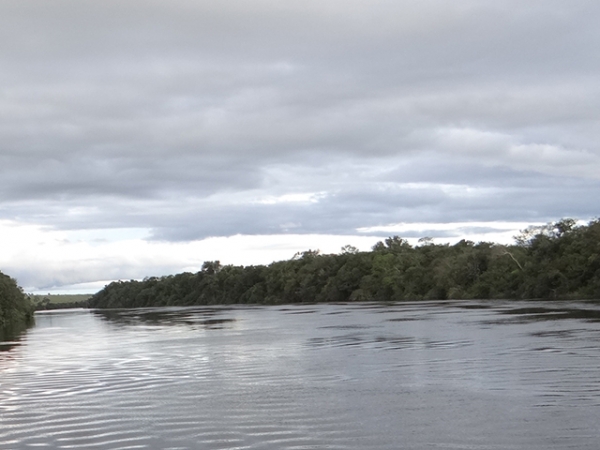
[1,300,600,449]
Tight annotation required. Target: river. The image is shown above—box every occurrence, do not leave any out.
[1,300,600,449]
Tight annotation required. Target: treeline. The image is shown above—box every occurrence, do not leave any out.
[31,294,92,311]
[0,270,34,337]
[89,218,600,309]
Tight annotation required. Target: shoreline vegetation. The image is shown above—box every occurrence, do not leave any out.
[0,271,34,340]
[30,294,92,311]
[88,218,600,309]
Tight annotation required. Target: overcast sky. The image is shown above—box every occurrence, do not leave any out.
[2,1,599,293]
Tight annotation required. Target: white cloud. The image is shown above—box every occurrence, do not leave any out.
[254,192,327,205]
[357,221,542,245]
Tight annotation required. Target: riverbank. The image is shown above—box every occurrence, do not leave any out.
[0,271,34,333]
[88,219,600,309]
[30,294,92,311]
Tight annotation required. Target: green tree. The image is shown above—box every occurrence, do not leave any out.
[0,271,34,336]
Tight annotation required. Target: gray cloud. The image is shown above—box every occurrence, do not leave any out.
[1,0,600,246]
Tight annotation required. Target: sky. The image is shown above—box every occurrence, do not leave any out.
[1,1,599,293]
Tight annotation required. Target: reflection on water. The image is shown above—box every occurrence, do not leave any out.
[0,335,21,353]
[0,321,30,354]
[1,301,600,449]
[94,307,239,329]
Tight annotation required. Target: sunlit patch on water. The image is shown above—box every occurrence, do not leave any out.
[1,301,600,449]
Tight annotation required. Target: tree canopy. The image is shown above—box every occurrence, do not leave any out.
[89,219,600,309]
[0,270,34,337]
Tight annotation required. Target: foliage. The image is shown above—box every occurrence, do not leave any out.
[89,219,600,308]
[30,294,92,310]
[0,271,34,332]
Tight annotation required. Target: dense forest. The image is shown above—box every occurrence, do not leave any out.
[0,270,34,338]
[89,219,600,309]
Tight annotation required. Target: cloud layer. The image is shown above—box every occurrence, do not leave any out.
[1,1,599,289]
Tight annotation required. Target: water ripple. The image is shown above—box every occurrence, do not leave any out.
[1,303,600,449]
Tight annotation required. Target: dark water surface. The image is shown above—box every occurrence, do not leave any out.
[2,301,600,449]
